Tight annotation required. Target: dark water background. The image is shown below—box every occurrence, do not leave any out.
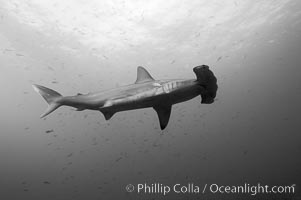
[0,0,300,199]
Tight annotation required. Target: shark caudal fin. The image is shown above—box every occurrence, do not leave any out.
[193,65,218,104]
[32,84,62,118]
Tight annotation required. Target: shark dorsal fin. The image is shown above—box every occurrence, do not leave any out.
[153,104,172,130]
[135,66,155,84]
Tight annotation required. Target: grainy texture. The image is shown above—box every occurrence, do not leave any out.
[0,0,300,199]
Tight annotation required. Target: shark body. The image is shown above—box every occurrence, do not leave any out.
[33,65,217,130]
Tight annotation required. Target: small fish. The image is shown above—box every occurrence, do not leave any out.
[115,157,122,162]
[45,129,54,133]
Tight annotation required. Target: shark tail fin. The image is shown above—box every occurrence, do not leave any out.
[193,65,218,104]
[32,84,63,118]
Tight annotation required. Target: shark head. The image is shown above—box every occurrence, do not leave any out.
[193,65,210,82]
[193,65,218,104]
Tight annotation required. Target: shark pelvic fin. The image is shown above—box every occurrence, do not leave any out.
[135,66,155,84]
[101,111,115,120]
[153,104,172,130]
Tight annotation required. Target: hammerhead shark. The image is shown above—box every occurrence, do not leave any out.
[33,65,217,130]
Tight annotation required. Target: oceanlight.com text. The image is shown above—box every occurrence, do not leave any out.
[125,183,296,196]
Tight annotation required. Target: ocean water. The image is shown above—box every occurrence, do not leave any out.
[0,0,300,199]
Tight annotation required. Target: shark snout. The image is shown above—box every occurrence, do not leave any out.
[193,65,209,73]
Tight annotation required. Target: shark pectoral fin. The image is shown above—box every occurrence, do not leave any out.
[135,66,155,84]
[100,111,115,120]
[153,105,172,130]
